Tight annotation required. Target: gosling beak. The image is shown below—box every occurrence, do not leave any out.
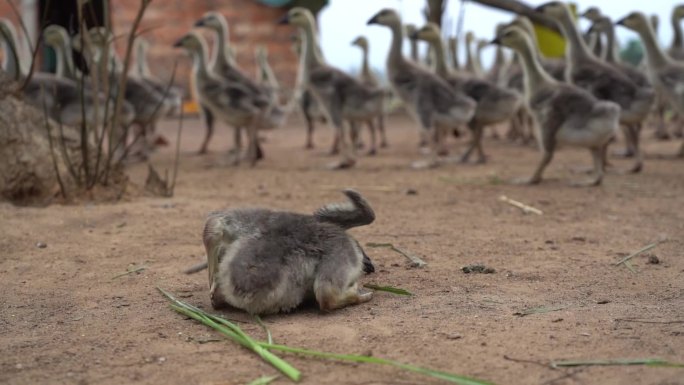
[615,17,626,26]
[408,31,418,40]
[172,37,184,48]
[367,14,379,25]
[534,4,548,12]
[194,19,206,27]
[277,13,290,25]
[490,37,501,45]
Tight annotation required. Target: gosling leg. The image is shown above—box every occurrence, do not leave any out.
[198,105,214,155]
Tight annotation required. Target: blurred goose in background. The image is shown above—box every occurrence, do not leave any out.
[413,22,521,163]
[538,2,654,173]
[1,20,134,151]
[588,16,655,162]
[280,7,384,169]
[493,25,619,186]
[368,9,476,169]
[618,11,684,157]
[351,35,388,154]
[174,31,266,166]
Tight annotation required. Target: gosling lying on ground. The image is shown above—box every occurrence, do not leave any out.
[203,190,376,315]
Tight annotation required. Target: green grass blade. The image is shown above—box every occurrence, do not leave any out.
[513,305,567,317]
[552,358,684,368]
[111,265,147,279]
[614,243,657,266]
[160,289,493,384]
[254,315,273,344]
[246,375,279,385]
[159,288,301,382]
[259,343,494,385]
[363,284,413,296]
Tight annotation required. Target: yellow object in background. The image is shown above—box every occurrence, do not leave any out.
[533,2,577,59]
[183,100,199,115]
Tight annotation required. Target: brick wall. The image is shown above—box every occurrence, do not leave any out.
[0,1,299,96]
[110,0,299,96]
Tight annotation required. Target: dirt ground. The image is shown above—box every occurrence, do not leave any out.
[1,115,683,385]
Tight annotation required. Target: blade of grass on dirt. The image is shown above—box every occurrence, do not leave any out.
[246,375,279,385]
[111,265,147,279]
[259,342,494,385]
[552,358,684,368]
[158,288,301,382]
[158,288,494,385]
[514,305,567,317]
[363,284,412,296]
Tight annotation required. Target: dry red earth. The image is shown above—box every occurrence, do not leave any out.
[1,115,683,385]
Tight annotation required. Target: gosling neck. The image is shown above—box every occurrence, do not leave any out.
[427,38,449,78]
[0,30,23,80]
[387,21,407,70]
[515,39,556,96]
[300,20,324,68]
[448,39,459,69]
[213,21,233,70]
[493,45,505,69]
[636,23,671,70]
[50,41,65,77]
[409,38,418,61]
[359,45,372,79]
[134,39,151,78]
[672,12,683,50]
[600,25,620,64]
[190,44,211,83]
[465,38,475,72]
[294,31,308,89]
[554,10,595,64]
[474,43,485,75]
[60,38,78,80]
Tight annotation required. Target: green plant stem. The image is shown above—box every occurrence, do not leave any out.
[258,343,492,385]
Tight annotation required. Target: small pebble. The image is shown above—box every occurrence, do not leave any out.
[35,242,47,249]
[646,254,660,264]
[15,363,23,370]
[404,188,418,196]
[446,333,462,340]
[596,299,610,304]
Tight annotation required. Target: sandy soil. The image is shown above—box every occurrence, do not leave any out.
[1,115,683,385]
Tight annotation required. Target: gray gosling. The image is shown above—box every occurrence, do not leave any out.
[203,189,376,315]
[493,26,620,186]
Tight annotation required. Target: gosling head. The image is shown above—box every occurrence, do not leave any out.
[673,5,684,21]
[351,36,369,49]
[588,16,612,35]
[491,25,532,53]
[194,11,227,31]
[367,8,401,27]
[581,6,602,22]
[412,23,441,44]
[278,7,315,29]
[43,25,69,47]
[507,16,535,37]
[535,1,570,21]
[465,31,475,43]
[173,31,206,54]
[615,12,651,34]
